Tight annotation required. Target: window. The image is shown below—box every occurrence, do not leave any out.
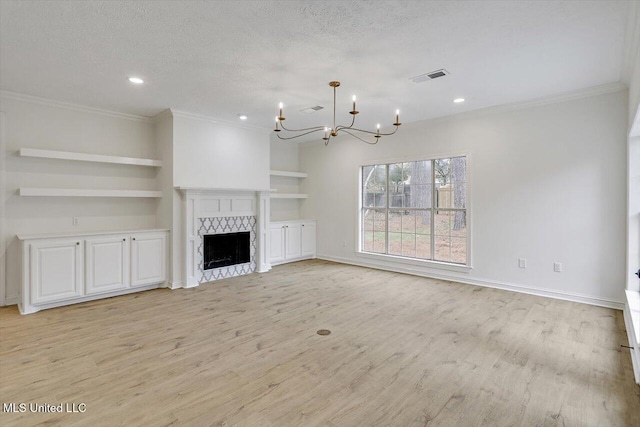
[360,156,468,265]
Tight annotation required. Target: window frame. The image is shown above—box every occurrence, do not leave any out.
[357,153,472,272]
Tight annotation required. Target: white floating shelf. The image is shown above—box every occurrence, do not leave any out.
[270,193,308,199]
[19,188,163,198]
[19,148,163,167]
[269,170,308,178]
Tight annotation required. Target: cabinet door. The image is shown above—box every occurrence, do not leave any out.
[131,233,167,287]
[85,236,129,295]
[269,225,286,264]
[301,222,316,257]
[30,239,83,305]
[285,224,302,259]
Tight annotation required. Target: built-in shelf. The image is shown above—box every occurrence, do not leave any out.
[269,170,307,178]
[19,148,163,167]
[270,193,308,199]
[18,188,163,198]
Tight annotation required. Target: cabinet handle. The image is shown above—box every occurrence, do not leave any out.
[302,224,305,227]
[76,242,80,245]
[133,237,136,241]
[123,238,126,241]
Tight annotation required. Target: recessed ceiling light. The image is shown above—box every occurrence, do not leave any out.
[128,77,144,84]
[238,114,248,120]
[453,98,465,103]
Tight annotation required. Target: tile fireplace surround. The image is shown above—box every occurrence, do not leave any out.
[176,188,271,287]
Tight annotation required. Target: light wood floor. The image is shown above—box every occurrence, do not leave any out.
[1,260,639,426]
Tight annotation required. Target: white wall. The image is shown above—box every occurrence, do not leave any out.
[1,95,159,304]
[172,113,270,190]
[270,136,302,221]
[300,89,628,307]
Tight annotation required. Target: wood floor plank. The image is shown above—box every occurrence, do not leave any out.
[1,259,638,426]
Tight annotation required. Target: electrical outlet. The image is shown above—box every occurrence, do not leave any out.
[554,262,563,272]
[518,258,527,268]
[72,217,79,226]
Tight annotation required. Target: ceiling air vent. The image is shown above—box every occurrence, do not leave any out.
[300,105,324,113]
[410,69,450,83]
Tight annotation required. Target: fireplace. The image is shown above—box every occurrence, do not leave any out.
[176,187,271,288]
[203,232,250,270]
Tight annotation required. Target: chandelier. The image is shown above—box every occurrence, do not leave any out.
[274,81,401,145]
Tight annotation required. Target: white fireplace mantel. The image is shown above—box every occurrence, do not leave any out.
[176,187,271,287]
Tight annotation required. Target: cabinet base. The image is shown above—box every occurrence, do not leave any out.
[19,283,164,315]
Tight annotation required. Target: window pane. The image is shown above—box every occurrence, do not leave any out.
[373,209,386,232]
[373,231,386,253]
[416,234,431,259]
[363,164,387,207]
[434,209,451,237]
[389,232,402,255]
[401,211,415,233]
[389,210,401,233]
[363,231,374,252]
[407,160,432,209]
[416,210,431,235]
[402,233,416,257]
[435,234,452,262]
[370,209,386,253]
[451,211,467,238]
[451,237,467,264]
[389,163,408,208]
[437,184,453,209]
[434,210,466,263]
[434,158,451,187]
[362,209,375,231]
[450,157,467,210]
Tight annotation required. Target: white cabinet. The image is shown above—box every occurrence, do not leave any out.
[285,223,302,259]
[131,232,167,287]
[269,226,286,264]
[301,222,316,257]
[269,220,316,265]
[85,236,129,295]
[19,229,169,314]
[30,239,83,305]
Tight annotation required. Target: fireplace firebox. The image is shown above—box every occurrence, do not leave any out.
[203,232,250,270]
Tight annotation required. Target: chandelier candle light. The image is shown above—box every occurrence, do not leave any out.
[274,81,401,145]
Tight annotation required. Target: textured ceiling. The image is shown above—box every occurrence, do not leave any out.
[0,0,632,136]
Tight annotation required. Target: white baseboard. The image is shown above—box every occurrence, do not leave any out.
[167,281,185,290]
[316,254,624,310]
[3,295,18,306]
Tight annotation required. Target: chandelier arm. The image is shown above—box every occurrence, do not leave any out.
[334,115,356,133]
[279,122,326,132]
[276,128,325,140]
[344,125,399,136]
[340,129,380,145]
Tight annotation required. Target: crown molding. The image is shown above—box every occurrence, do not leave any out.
[169,109,271,133]
[428,81,628,124]
[151,108,174,123]
[0,90,152,122]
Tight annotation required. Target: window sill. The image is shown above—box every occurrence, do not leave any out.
[355,251,472,273]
